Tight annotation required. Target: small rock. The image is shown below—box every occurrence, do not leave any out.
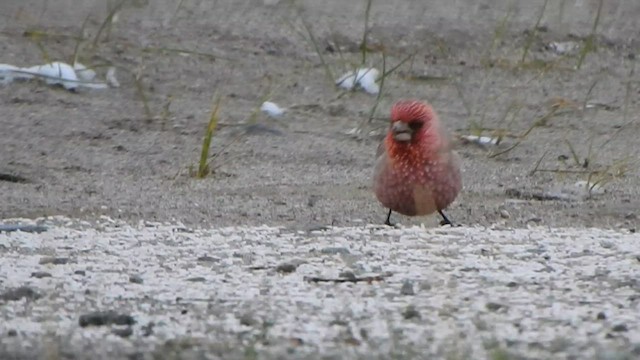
[306,224,331,232]
[307,195,320,207]
[186,277,206,282]
[289,337,304,347]
[400,280,415,296]
[0,224,47,233]
[74,270,86,276]
[549,337,571,353]
[486,302,506,312]
[597,312,606,320]
[327,103,346,116]
[419,281,432,291]
[612,324,628,332]
[402,305,421,320]
[339,271,357,280]
[129,274,144,284]
[600,240,615,249]
[506,281,518,288]
[79,311,135,327]
[39,257,69,265]
[112,327,133,338]
[1,286,41,301]
[196,255,218,262]
[276,262,299,274]
[505,188,522,198]
[31,271,52,278]
[460,267,479,272]
[141,322,155,337]
[499,209,511,219]
[239,313,257,326]
[320,247,350,255]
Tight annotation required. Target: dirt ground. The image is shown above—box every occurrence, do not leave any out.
[1,0,639,229]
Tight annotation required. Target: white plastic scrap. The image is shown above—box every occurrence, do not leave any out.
[459,134,500,146]
[336,67,380,95]
[547,41,579,55]
[0,61,110,90]
[73,62,97,82]
[0,64,22,84]
[29,62,80,90]
[260,101,285,118]
[106,67,120,88]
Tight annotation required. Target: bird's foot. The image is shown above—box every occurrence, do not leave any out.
[384,209,395,227]
[439,220,462,227]
[438,210,461,227]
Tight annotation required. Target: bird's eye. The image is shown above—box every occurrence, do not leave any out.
[408,120,423,130]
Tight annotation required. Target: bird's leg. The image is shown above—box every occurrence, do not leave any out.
[438,210,453,226]
[384,209,394,226]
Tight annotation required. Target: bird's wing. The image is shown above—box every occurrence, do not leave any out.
[373,138,389,190]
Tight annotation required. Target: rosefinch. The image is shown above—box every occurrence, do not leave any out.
[373,100,462,226]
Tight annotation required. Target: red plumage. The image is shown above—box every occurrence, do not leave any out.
[373,100,462,223]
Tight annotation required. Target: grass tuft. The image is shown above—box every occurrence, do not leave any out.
[576,0,603,69]
[91,0,126,52]
[195,95,222,179]
[520,0,548,64]
[298,17,334,85]
[360,0,373,65]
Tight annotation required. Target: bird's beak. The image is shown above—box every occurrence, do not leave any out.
[391,121,412,142]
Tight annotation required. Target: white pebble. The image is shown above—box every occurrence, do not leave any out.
[459,134,499,146]
[106,67,120,88]
[260,101,285,118]
[335,68,380,95]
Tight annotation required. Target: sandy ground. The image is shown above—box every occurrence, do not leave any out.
[1,0,640,358]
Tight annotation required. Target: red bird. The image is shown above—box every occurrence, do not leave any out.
[373,100,462,226]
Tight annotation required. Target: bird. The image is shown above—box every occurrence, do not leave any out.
[373,99,462,226]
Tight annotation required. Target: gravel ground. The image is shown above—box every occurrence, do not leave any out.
[1,217,639,359]
[2,2,640,358]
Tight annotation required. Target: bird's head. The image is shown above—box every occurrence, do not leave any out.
[388,100,435,143]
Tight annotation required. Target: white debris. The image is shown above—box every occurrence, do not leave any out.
[73,62,97,81]
[27,62,80,90]
[0,61,109,90]
[547,41,579,55]
[0,64,19,84]
[336,67,380,95]
[459,134,500,147]
[106,66,120,88]
[260,101,286,118]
